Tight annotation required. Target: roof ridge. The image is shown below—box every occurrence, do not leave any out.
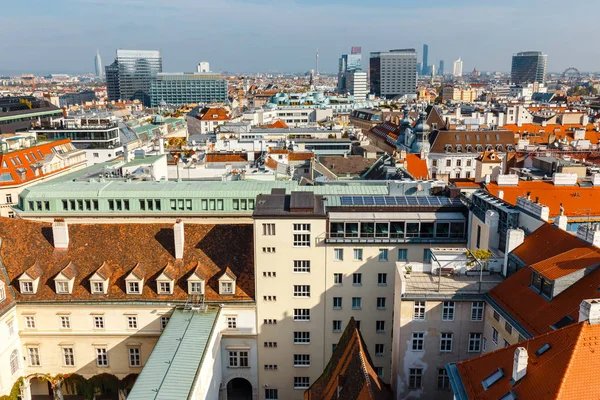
[355,326,376,399]
[556,321,588,398]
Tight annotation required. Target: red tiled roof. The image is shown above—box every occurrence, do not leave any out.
[305,317,393,400]
[268,120,288,129]
[529,247,600,280]
[485,181,600,218]
[405,153,429,179]
[0,218,254,303]
[288,152,314,161]
[476,151,501,164]
[264,157,277,170]
[502,123,596,144]
[205,153,248,163]
[455,321,600,400]
[453,180,483,189]
[198,107,230,121]
[268,148,289,154]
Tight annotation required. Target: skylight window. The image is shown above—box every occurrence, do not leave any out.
[500,390,518,400]
[482,368,504,390]
[550,315,575,330]
[535,343,551,357]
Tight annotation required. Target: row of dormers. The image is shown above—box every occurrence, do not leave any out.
[17,261,237,297]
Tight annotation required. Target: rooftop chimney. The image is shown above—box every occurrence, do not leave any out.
[579,299,600,325]
[158,138,165,155]
[174,219,184,259]
[512,347,528,383]
[52,218,69,249]
[576,225,600,248]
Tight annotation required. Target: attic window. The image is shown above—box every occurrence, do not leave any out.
[21,281,34,294]
[499,390,518,400]
[481,368,504,390]
[56,281,69,294]
[220,282,234,295]
[212,114,218,118]
[550,315,575,330]
[535,343,551,357]
[190,281,204,294]
[91,282,105,294]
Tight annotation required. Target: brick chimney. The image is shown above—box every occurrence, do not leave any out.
[52,219,69,249]
[579,299,600,325]
[174,219,184,259]
[512,347,528,383]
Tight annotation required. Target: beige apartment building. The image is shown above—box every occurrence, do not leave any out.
[253,190,470,400]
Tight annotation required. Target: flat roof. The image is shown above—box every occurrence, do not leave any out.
[400,271,503,298]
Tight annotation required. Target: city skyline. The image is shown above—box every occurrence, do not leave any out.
[0,0,598,75]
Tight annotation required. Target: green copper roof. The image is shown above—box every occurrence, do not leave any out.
[0,109,63,122]
[128,308,220,400]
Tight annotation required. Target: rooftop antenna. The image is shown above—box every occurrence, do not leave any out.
[315,48,319,76]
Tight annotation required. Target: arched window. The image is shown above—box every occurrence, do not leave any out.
[10,349,19,375]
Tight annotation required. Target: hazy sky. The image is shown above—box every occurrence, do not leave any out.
[0,0,597,75]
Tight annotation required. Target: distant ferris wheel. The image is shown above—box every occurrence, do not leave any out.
[562,67,581,83]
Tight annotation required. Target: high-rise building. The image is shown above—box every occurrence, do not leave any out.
[149,72,228,107]
[344,71,368,101]
[511,51,547,84]
[422,44,429,75]
[453,58,463,77]
[197,61,210,73]
[439,60,445,76]
[337,47,362,94]
[94,50,103,79]
[369,49,417,99]
[105,49,162,106]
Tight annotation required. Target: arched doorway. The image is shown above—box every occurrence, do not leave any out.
[226,378,252,400]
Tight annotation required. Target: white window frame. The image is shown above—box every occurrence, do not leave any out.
[375,344,384,356]
[352,297,362,310]
[10,349,19,374]
[442,301,455,321]
[293,285,310,298]
[190,281,204,294]
[220,281,234,295]
[352,273,362,286]
[377,273,387,286]
[333,297,342,309]
[158,281,172,294]
[353,248,363,261]
[469,333,482,352]
[333,320,342,332]
[440,333,453,352]
[7,319,15,336]
[56,281,69,294]
[293,260,310,273]
[293,233,311,247]
[377,297,386,310]
[293,377,310,389]
[91,281,105,294]
[293,354,310,367]
[129,347,141,367]
[293,331,310,344]
[265,388,279,399]
[409,368,423,389]
[412,332,425,351]
[62,347,75,367]
[93,315,105,329]
[96,348,108,367]
[293,223,311,232]
[127,281,140,294]
[471,301,484,321]
[127,316,138,329]
[492,328,499,345]
[226,316,238,329]
[294,309,310,321]
[160,316,170,330]
[27,347,41,366]
[334,248,343,261]
[333,273,342,285]
[228,350,249,368]
[60,316,71,329]
[413,301,426,320]
[263,223,276,236]
[376,320,385,333]
[21,281,34,294]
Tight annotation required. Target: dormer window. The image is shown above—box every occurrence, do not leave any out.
[156,263,176,295]
[92,282,105,294]
[21,281,34,294]
[90,262,110,295]
[56,281,69,294]
[190,282,204,294]
[158,281,172,295]
[220,282,233,294]
[125,264,145,295]
[128,281,140,294]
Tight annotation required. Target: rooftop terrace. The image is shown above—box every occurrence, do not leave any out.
[400,272,503,298]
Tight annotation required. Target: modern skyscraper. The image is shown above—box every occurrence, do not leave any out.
[94,50,103,79]
[149,72,228,107]
[422,44,429,75]
[337,47,362,94]
[369,49,417,99]
[453,58,463,77]
[105,49,163,106]
[439,60,445,76]
[511,51,547,84]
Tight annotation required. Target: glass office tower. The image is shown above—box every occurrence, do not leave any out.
[511,51,547,84]
[106,50,162,106]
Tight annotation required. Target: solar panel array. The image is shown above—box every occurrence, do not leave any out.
[339,196,462,207]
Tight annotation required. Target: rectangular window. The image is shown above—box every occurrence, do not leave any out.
[469,333,482,352]
[7,320,15,336]
[293,260,310,273]
[227,316,237,329]
[333,320,342,332]
[293,285,310,298]
[476,226,482,248]
[158,281,171,294]
[378,249,388,261]
[376,320,385,333]
[293,377,310,389]
[442,301,455,321]
[293,354,310,367]
[96,348,108,367]
[398,249,408,261]
[377,297,387,310]
[21,281,34,294]
[437,368,450,389]
[293,234,311,247]
[352,273,362,286]
[333,273,343,285]
[60,316,71,329]
[333,297,342,309]
[440,333,453,352]
[228,350,249,368]
[127,316,138,329]
[190,282,203,294]
[28,347,41,366]
[262,223,276,236]
[412,332,424,351]
[63,347,75,366]
[375,344,384,356]
[504,339,510,347]
[471,301,484,321]
[493,311,501,322]
[56,281,69,294]
[265,389,278,399]
[161,316,170,330]
[334,248,343,261]
[423,248,432,263]
[409,368,423,389]
[492,328,499,345]
[293,331,310,344]
[505,321,513,334]
[92,281,104,294]
[483,337,487,352]
[294,309,310,321]
[413,301,426,320]
[94,316,105,329]
[377,273,387,286]
[353,248,363,260]
[25,316,36,329]
[128,281,140,294]
[293,224,311,232]
[129,348,141,367]
[352,297,362,310]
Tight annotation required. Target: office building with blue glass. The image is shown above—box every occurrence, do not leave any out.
[149,72,228,107]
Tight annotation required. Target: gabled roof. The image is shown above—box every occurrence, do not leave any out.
[197,107,230,121]
[0,218,254,302]
[93,262,111,280]
[268,119,288,129]
[217,267,236,281]
[404,153,429,180]
[476,151,501,164]
[189,262,206,280]
[57,261,77,280]
[510,224,587,266]
[305,317,393,400]
[529,247,600,280]
[158,262,177,280]
[128,263,146,281]
[451,321,600,400]
[430,130,516,153]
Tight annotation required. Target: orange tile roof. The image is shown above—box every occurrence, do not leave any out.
[485,181,600,218]
[288,152,314,161]
[264,157,277,170]
[405,153,429,179]
[476,151,501,164]
[198,107,230,121]
[529,247,600,280]
[502,123,596,144]
[455,321,600,400]
[268,119,288,129]
[305,317,393,400]
[205,153,248,163]
[510,223,587,266]
[268,148,289,154]
[0,218,254,303]
[453,180,483,189]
